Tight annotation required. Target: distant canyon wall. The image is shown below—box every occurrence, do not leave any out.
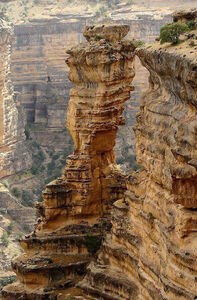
[0,20,30,179]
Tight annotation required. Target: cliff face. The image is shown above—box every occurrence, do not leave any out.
[9,9,171,170]
[79,13,197,300]
[11,21,85,126]
[0,0,179,205]
[2,24,135,299]
[0,0,196,200]
[2,8,197,300]
[0,8,169,219]
[0,19,30,178]
[0,18,35,289]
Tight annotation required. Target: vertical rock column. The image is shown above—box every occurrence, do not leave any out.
[2,24,135,299]
[63,24,136,221]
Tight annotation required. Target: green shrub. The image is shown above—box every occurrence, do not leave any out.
[30,165,39,175]
[32,141,40,149]
[52,153,60,161]
[30,148,45,175]
[0,208,7,215]
[0,276,16,290]
[47,160,56,174]
[7,222,14,236]
[127,154,137,168]
[117,157,124,164]
[22,191,33,207]
[160,22,189,45]
[127,0,135,4]
[187,20,196,30]
[133,163,142,171]
[23,223,31,232]
[11,187,21,198]
[134,40,145,48]
[189,40,195,47]
[95,34,101,41]
[2,180,9,189]
[37,149,45,160]
[1,232,9,247]
[24,125,30,140]
[34,0,40,3]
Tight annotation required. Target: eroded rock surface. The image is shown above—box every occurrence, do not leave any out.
[2,24,135,299]
[3,10,197,300]
[0,19,31,178]
[80,12,197,300]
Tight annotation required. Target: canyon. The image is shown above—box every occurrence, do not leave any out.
[0,0,197,299]
[2,7,197,300]
[0,0,181,283]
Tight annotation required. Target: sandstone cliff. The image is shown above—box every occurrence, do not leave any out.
[0,0,196,202]
[1,7,197,300]
[79,11,197,300]
[0,18,35,291]
[2,24,136,299]
[1,0,189,210]
[0,19,30,178]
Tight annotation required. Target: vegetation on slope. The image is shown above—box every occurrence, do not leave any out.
[0,0,136,23]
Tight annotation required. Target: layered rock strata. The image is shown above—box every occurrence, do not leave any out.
[2,24,135,299]
[79,14,197,300]
[9,9,171,169]
[0,19,30,178]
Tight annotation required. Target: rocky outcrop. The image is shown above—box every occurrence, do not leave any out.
[0,18,36,286]
[2,24,136,299]
[9,7,172,171]
[0,1,174,203]
[79,13,197,300]
[2,9,197,300]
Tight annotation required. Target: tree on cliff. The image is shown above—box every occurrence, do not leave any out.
[160,22,188,44]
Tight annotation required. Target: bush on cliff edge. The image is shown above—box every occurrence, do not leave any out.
[160,22,189,45]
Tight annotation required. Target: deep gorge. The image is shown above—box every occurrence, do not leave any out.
[0,1,197,299]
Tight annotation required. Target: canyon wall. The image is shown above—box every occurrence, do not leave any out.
[0,17,35,290]
[0,19,30,179]
[9,11,170,173]
[2,9,197,300]
[1,3,197,299]
[0,9,170,210]
[80,11,197,300]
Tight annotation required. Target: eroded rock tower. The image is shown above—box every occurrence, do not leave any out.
[2,24,136,299]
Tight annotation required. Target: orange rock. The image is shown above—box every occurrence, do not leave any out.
[2,24,135,299]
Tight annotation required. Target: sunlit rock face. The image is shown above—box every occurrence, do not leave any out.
[79,11,197,300]
[9,12,170,172]
[2,24,135,299]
